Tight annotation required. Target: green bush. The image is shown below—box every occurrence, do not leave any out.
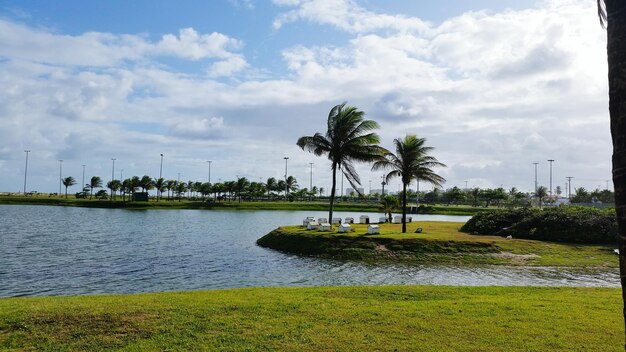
[460,208,535,235]
[460,207,617,244]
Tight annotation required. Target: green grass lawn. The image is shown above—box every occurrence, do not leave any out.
[257,222,618,267]
[0,286,621,351]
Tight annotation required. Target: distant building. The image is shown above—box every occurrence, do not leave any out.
[346,187,365,195]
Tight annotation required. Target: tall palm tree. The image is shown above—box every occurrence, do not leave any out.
[89,176,102,200]
[235,177,249,202]
[598,2,626,343]
[372,135,446,233]
[62,176,76,199]
[297,103,385,222]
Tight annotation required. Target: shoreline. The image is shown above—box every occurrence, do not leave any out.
[257,222,618,268]
[0,195,485,215]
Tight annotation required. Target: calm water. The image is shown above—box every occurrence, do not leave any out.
[0,205,619,297]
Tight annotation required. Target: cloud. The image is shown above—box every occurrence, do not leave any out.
[272,0,430,34]
[0,0,613,194]
[169,117,225,139]
[0,21,244,67]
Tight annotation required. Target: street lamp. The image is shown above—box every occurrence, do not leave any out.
[159,154,164,179]
[23,150,30,196]
[284,157,289,197]
[81,164,86,191]
[381,175,386,196]
[309,162,313,190]
[58,160,63,195]
[207,160,212,183]
[111,158,116,181]
[547,159,555,199]
[532,162,539,195]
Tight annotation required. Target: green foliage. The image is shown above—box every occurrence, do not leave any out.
[461,207,617,244]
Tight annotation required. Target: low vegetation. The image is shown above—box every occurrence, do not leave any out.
[257,222,617,267]
[460,207,617,244]
[0,286,621,351]
[0,195,485,215]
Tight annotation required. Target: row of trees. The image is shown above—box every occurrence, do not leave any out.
[61,173,332,202]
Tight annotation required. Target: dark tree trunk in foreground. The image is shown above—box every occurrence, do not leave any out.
[606,1,626,349]
[328,162,337,223]
[402,182,407,233]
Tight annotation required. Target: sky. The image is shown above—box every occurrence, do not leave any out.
[0,0,613,195]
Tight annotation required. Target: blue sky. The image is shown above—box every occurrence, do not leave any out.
[0,0,613,194]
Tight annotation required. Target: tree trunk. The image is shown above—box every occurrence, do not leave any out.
[402,182,407,233]
[606,1,626,349]
[328,162,337,223]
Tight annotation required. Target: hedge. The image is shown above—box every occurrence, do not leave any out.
[460,207,617,244]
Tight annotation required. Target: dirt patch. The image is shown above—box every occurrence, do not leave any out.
[489,251,540,264]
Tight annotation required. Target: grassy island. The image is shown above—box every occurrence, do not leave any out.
[257,222,618,267]
[0,286,621,351]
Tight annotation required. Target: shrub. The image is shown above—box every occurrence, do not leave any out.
[460,208,535,235]
[460,207,617,244]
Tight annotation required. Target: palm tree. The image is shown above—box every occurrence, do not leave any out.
[534,186,548,207]
[297,103,385,222]
[165,180,176,200]
[154,178,165,202]
[598,2,626,340]
[285,176,298,194]
[380,195,398,223]
[89,176,102,200]
[372,135,446,233]
[107,180,122,200]
[266,177,277,199]
[235,177,249,202]
[139,175,153,192]
[62,176,76,199]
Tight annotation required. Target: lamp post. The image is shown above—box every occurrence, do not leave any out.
[381,175,386,196]
[547,159,555,199]
[283,157,289,197]
[110,158,116,201]
[533,162,539,195]
[81,164,86,191]
[111,158,116,181]
[207,160,212,183]
[159,154,163,179]
[309,162,313,190]
[566,176,573,198]
[23,150,30,196]
[58,160,63,195]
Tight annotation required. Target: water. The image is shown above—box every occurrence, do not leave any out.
[0,205,619,297]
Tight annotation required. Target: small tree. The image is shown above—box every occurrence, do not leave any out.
[62,176,76,199]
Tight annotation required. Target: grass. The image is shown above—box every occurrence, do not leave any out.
[0,286,622,351]
[257,222,618,267]
[0,195,486,215]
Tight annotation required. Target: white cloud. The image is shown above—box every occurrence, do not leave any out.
[0,0,614,194]
[0,21,244,67]
[272,0,430,34]
[169,117,225,139]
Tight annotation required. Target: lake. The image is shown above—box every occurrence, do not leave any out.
[0,204,619,297]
